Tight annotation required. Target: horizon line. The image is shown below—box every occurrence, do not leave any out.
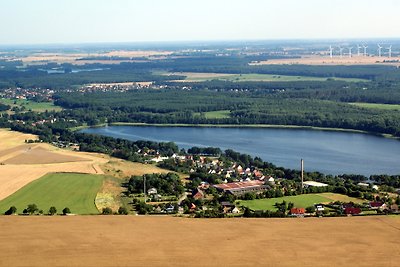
[1,37,400,48]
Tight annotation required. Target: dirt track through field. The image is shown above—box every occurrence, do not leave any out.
[0,216,398,267]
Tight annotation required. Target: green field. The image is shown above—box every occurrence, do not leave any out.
[238,193,363,211]
[172,72,367,83]
[194,110,231,119]
[0,173,105,215]
[0,98,62,112]
[349,102,400,110]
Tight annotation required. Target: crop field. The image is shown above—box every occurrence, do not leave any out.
[252,55,400,66]
[238,193,363,211]
[0,173,104,215]
[349,102,400,110]
[0,216,398,267]
[0,98,62,112]
[0,129,108,201]
[20,50,173,65]
[168,72,367,82]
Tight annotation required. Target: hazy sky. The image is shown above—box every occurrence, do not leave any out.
[1,0,400,44]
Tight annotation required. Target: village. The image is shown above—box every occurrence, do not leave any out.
[129,148,400,218]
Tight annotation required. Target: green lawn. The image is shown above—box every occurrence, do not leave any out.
[194,110,231,119]
[0,98,62,112]
[349,102,400,110]
[238,193,362,211]
[0,173,105,215]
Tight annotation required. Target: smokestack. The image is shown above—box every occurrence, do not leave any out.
[301,159,304,194]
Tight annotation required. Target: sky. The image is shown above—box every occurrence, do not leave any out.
[1,0,400,45]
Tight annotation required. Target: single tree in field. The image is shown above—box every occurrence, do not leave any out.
[26,204,38,215]
[62,207,71,215]
[4,206,17,215]
[48,206,57,215]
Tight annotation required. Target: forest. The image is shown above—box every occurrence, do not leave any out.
[2,50,400,137]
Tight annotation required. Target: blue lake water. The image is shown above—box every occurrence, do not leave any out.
[80,126,400,176]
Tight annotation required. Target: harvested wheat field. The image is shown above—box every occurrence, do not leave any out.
[0,129,108,201]
[0,216,399,267]
[2,145,90,164]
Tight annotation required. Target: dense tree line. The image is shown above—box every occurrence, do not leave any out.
[54,89,400,136]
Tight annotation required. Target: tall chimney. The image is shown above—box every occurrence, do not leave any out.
[301,159,304,194]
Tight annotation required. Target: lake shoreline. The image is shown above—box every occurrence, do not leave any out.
[79,124,400,176]
[86,122,398,140]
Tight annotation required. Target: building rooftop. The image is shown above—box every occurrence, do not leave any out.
[303,181,328,187]
[214,180,265,191]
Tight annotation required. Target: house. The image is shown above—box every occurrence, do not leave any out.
[315,204,325,212]
[231,207,240,214]
[147,188,158,195]
[290,208,305,216]
[345,207,361,215]
[369,202,387,210]
[220,202,239,214]
[198,182,210,190]
[192,188,205,200]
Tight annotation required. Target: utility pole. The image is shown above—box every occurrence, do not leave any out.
[301,159,304,194]
[143,175,146,203]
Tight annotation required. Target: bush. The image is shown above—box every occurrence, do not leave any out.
[306,206,316,213]
[118,206,129,215]
[4,206,17,215]
[62,207,71,215]
[102,207,113,215]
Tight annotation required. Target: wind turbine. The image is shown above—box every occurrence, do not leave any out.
[339,46,344,58]
[363,45,368,56]
[377,44,383,57]
[329,45,334,58]
[388,45,392,58]
[348,47,353,58]
[357,45,362,56]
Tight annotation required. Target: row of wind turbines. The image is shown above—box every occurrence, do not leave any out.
[328,44,393,58]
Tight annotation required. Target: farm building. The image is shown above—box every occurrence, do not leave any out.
[303,181,328,188]
[345,207,362,215]
[213,180,270,195]
[369,202,387,210]
[290,208,305,216]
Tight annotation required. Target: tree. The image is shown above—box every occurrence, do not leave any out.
[4,206,17,215]
[48,206,57,215]
[102,207,113,215]
[26,204,38,215]
[62,207,71,215]
[118,206,129,215]
[306,206,316,213]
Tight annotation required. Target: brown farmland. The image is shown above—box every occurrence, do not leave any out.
[252,55,400,66]
[0,129,108,201]
[0,216,398,267]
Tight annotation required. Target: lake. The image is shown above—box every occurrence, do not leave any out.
[80,125,400,176]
